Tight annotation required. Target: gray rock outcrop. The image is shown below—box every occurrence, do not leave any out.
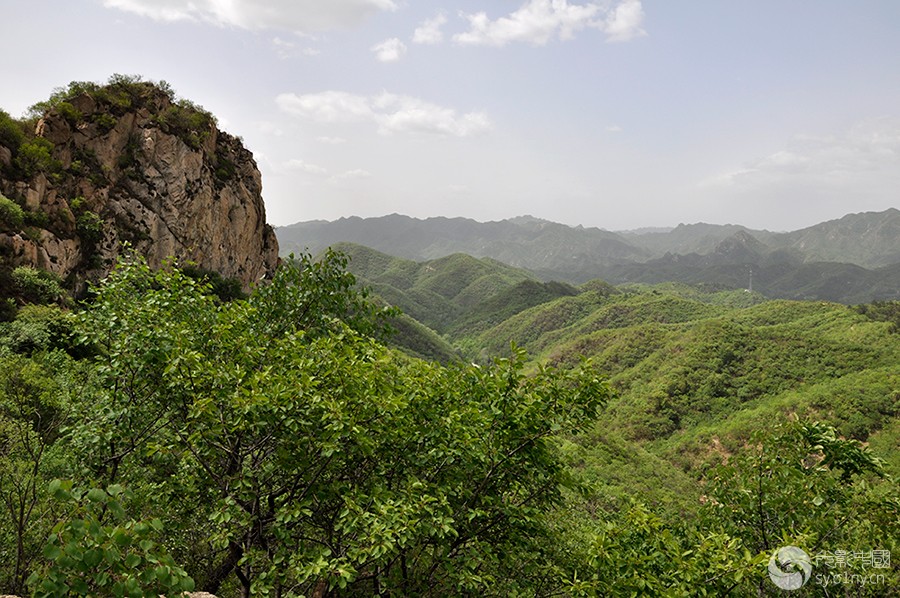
[0,81,278,291]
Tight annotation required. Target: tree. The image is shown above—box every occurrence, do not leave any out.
[699,421,898,596]
[557,421,899,597]
[0,353,68,594]
[64,251,610,595]
[28,481,195,597]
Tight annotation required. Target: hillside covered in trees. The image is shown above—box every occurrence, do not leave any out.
[0,79,897,597]
[277,210,900,303]
[3,248,897,596]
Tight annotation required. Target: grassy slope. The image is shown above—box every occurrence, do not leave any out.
[333,242,536,334]
[326,243,898,508]
[454,285,900,504]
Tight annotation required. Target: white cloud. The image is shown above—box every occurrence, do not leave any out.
[372,92,492,136]
[413,13,447,44]
[256,121,285,136]
[316,136,347,144]
[371,37,407,62]
[272,37,320,59]
[276,91,374,123]
[283,159,328,175]
[602,0,646,42]
[452,0,645,47]
[606,124,623,132]
[103,0,397,33]
[277,160,373,181]
[276,91,492,137]
[335,169,372,180]
[700,118,900,190]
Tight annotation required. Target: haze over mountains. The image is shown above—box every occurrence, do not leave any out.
[277,208,900,303]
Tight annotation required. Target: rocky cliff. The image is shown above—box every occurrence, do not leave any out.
[0,77,278,294]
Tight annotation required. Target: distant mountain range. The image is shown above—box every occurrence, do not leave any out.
[276,208,900,303]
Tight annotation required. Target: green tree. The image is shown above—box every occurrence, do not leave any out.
[700,422,898,596]
[15,137,60,178]
[560,421,898,597]
[0,353,69,594]
[0,194,25,231]
[11,266,67,306]
[28,481,195,597]
[0,109,26,154]
[64,251,610,595]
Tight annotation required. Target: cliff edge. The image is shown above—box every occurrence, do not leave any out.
[0,76,278,295]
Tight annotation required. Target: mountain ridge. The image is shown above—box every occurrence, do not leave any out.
[277,208,900,302]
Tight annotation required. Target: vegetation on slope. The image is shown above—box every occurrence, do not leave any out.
[0,251,612,595]
[1,248,897,596]
[281,210,900,301]
[326,242,536,340]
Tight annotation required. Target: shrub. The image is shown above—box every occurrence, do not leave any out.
[180,265,246,302]
[213,151,236,184]
[55,101,82,125]
[0,297,16,322]
[0,304,75,355]
[152,100,216,150]
[0,109,25,153]
[11,266,65,305]
[23,208,50,228]
[92,112,117,133]
[28,481,195,597]
[0,194,25,230]
[75,211,104,246]
[15,137,60,178]
[68,196,85,213]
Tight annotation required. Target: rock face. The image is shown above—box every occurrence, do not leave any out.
[0,81,278,291]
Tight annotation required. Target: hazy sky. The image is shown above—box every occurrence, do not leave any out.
[2,1,899,231]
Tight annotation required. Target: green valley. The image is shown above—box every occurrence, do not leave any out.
[333,244,899,484]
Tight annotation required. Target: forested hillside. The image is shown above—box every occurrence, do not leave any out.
[315,244,900,597]
[332,247,900,505]
[280,210,900,302]
[4,250,897,596]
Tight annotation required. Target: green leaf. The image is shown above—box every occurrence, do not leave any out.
[43,543,62,561]
[87,487,108,503]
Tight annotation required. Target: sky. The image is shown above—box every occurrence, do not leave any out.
[1,0,899,231]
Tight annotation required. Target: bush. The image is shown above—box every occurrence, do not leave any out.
[0,297,16,322]
[180,265,246,302]
[0,194,25,230]
[23,208,50,228]
[11,266,66,305]
[152,100,216,150]
[75,211,104,246]
[92,112,117,133]
[0,109,25,153]
[15,137,60,178]
[55,101,82,125]
[28,481,195,597]
[0,304,75,355]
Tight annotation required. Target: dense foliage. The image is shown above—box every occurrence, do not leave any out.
[0,248,896,596]
[0,251,613,595]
